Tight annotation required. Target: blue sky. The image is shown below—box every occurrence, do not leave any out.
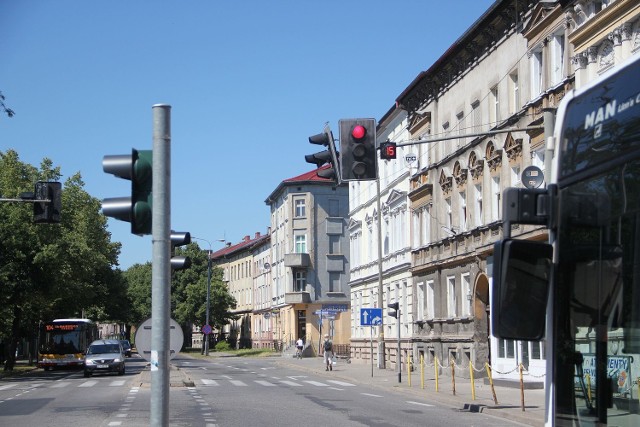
[1,0,494,269]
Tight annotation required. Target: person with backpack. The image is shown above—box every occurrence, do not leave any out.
[322,334,334,371]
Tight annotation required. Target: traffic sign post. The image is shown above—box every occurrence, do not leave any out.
[360,308,383,377]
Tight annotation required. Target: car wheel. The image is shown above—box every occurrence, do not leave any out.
[84,370,91,378]
[119,365,125,376]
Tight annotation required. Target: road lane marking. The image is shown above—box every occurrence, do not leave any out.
[110,380,126,387]
[406,401,434,407]
[50,382,70,388]
[255,380,276,386]
[229,380,247,386]
[279,381,303,387]
[78,380,98,387]
[0,385,17,391]
[201,379,219,386]
[361,393,383,398]
[326,380,355,387]
[304,381,328,387]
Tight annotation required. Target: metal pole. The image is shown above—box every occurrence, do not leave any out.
[205,250,211,355]
[376,170,385,369]
[150,104,171,427]
[397,308,401,383]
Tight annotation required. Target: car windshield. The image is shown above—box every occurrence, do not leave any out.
[88,344,120,354]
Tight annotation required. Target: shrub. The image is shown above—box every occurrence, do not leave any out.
[215,341,231,352]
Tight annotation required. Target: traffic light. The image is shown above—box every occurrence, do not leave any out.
[339,118,377,181]
[33,181,62,224]
[306,126,339,181]
[102,149,153,235]
[171,231,192,270]
[379,141,397,160]
[388,302,399,319]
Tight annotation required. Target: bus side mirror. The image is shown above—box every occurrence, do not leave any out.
[492,239,552,340]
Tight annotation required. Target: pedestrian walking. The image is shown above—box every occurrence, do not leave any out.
[323,334,334,371]
[295,337,304,359]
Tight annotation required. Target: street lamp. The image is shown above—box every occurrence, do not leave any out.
[192,237,225,356]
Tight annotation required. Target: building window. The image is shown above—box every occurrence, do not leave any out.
[295,199,306,217]
[532,148,545,172]
[489,85,499,126]
[417,282,425,320]
[456,111,465,148]
[474,184,483,227]
[459,191,467,231]
[294,271,306,292]
[422,205,431,245]
[426,280,435,319]
[530,48,543,96]
[461,273,471,317]
[491,175,501,222]
[442,121,450,157]
[509,71,519,114]
[295,235,306,253]
[471,100,481,133]
[445,197,452,233]
[511,165,521,187]
[550,32,565,86]
[447,276,457,317]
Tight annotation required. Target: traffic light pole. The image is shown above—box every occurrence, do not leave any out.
[150,104,171,427]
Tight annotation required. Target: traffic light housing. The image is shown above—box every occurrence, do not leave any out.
[102,149,153,235]
[339,118,377,181]
[379,141,397,160]
[171,231,192,270]
[306,126,339,181]
[33,181,62,224]
[388,302,399,319]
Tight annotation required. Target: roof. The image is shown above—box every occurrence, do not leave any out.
[210,232,270,260]
[265,165,344,204]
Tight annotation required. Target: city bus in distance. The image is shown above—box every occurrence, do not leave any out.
[38,318,98,370]
[492,52,640,426]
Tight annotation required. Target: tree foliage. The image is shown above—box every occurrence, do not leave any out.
[0,149,126,370]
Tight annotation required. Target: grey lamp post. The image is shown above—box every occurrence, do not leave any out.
[193,237,225,356]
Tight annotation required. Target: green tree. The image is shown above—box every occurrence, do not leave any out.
[123,262,153,327]
[0,150,121,370]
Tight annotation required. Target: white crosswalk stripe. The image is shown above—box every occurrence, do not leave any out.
[303,380,329,387]
[110,380,126,387]
[50,382,71,388]
[0,384,17,391]
[229,380,247,386]
[79,380,98,388]
[326,380,355,387]
[201,379,219,386]
[279,381,303,387]
[254,380,276,387]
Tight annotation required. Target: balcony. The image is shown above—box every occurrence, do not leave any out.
[284,253,310,268]
[285,292,311,304]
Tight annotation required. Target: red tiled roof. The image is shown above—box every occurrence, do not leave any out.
[210,232,269,260]
[283,164,333,183]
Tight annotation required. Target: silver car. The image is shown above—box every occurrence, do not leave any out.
[83,339,126,377]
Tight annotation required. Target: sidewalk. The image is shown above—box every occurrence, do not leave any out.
[276,355,545,427]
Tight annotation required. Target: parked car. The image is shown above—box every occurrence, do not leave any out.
[120,340,132,357]
[83,339,125,377]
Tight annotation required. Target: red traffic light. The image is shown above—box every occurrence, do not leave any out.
[351,125,366,140]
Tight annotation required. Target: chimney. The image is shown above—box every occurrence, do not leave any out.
[255,232,261,239]
[243,235,250,242]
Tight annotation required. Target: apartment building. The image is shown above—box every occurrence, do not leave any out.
[210,232,269,349]
[265,167,350,353]
[347,0,639,380]
[251,234,274,349]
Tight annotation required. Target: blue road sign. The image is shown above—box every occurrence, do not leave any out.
[360,308,383,326]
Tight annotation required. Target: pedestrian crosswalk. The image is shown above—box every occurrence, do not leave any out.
[198,378,356,388]
[0,377,356,391]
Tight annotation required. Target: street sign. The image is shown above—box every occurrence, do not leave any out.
[322,304,348,312]
[360,308,383,326]
[202,324,212,335]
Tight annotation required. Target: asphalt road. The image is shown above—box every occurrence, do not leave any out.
[0,354,526,427]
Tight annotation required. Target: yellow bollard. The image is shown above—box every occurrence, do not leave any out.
[435,356,439,392]
[469,362,476,400]
[408,355,412,387]
[421,354,425,389]
[586,374,592,403]
[486,362,498,405]
[451,359,456,396]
